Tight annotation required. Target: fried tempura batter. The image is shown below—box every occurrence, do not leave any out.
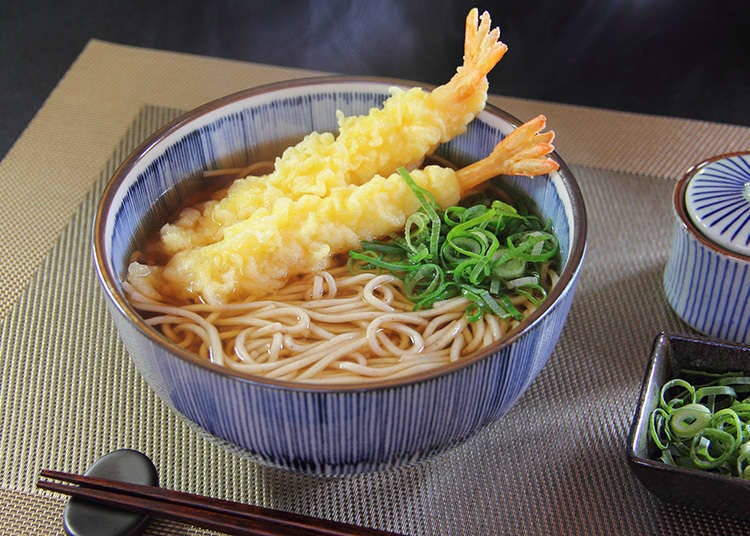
[160,8,507,255]
[129,116,558,304]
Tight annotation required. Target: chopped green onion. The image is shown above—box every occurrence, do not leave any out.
[690,428,736,469]
[695,385,737,411]
[648,371,750,479]
[659,378,695,410]
[669,404,712,438]
[506,275,539,289]
[650,407,672,450]
[348,167,559,321]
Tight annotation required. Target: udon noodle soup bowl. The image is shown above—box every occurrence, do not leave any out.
[93,77,587,476]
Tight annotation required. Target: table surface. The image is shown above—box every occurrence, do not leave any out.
[1,40,749,535]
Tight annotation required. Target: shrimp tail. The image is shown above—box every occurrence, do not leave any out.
[456,114,559,192]
[435,9,508,103]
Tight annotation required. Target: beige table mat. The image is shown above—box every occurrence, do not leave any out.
[1,40,750,535]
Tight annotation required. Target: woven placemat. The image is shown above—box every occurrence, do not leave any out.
[1,105,748,535]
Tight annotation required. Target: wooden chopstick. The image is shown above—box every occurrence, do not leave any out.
[37,469,404,536]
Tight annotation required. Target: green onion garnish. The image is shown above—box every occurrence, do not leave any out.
[648,372,750,479]
[348,167,558,321]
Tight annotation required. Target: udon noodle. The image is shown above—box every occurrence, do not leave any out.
[126,262,557,384]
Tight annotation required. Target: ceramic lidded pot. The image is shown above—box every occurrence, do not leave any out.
[664,151,750,344]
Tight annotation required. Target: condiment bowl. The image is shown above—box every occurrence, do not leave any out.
[627,333,750,520]
[92,76,587,476]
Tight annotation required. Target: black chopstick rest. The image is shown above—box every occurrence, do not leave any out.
[63,449,159,536]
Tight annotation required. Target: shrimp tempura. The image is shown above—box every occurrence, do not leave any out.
[160,8,507,255]
[129,116,558,305]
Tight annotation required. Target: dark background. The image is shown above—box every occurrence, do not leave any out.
[2,0,748,160]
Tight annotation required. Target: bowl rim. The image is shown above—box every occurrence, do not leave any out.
[673,150,750,262]
[92,74,588,393]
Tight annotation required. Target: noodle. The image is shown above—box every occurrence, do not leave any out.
[126,263,555,383]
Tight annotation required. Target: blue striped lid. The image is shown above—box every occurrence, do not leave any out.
[685,152,750,256]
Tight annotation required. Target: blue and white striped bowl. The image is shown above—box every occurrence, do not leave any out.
[664,152,750,345]
[93,77,587,476]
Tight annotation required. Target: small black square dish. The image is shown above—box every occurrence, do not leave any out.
[627,333,750,521]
